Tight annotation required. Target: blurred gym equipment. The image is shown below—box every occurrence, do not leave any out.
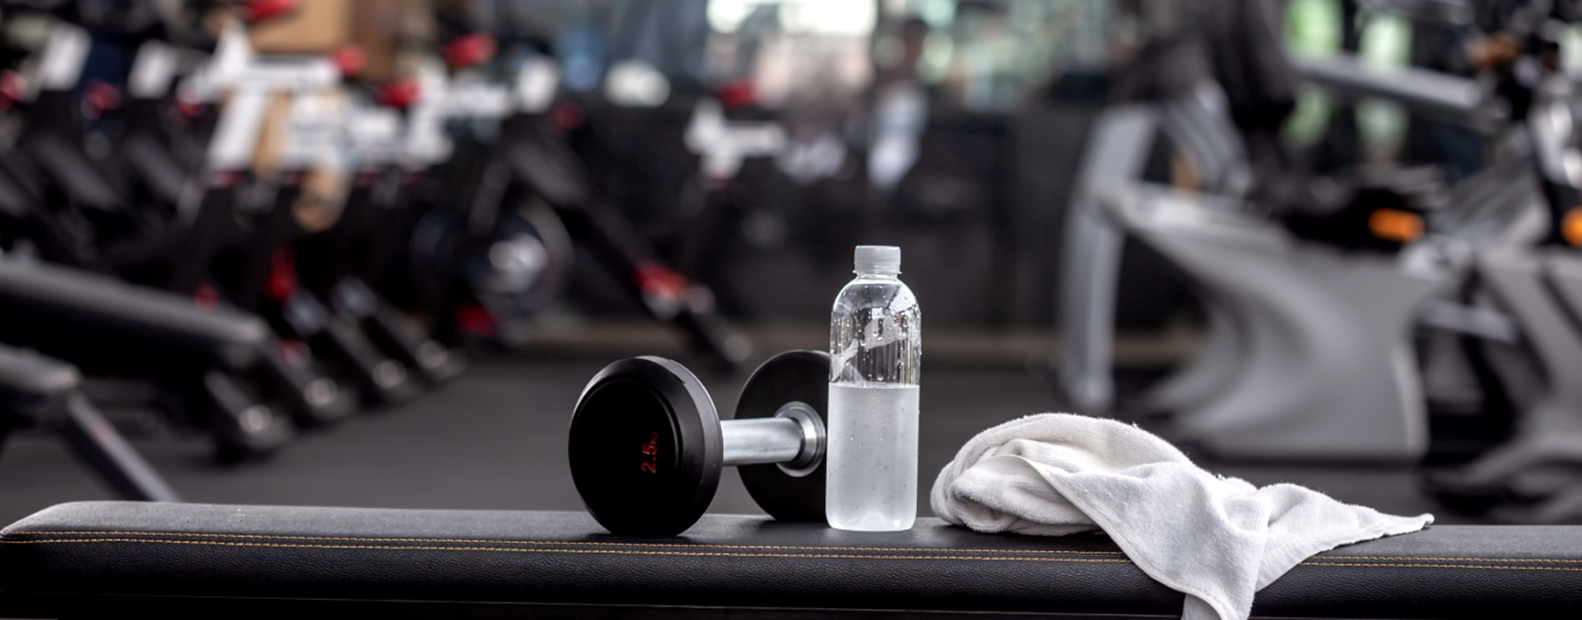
[1420,0,1582,520]
[1050,0,1569,471]
[0,0,764,470]
[434,47,754,368]
[0,2,364,437]
[0,343,179,502]
[174,19,424,405]
[1058,0,1453,460]
[0,254,289,461]
[1053,0,1582,518]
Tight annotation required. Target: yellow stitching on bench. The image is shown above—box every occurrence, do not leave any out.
[7,538,1581,573]
[0,530,1124,556]
[8,532,1579,564]
[1302,561,1582,573]
[0,537,1136,564]
[1321,555,1582,564]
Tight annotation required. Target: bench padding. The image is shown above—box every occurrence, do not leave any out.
[0,345,77,421]
[1,501,1579,618]
[0,260,266,369]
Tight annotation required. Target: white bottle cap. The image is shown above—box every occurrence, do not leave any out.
[854,245,901,274]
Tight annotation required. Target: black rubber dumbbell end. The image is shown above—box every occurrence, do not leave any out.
[735,350,829,523]
[569,356,721,537]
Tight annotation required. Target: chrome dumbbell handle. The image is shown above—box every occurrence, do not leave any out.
[719,402,824,477]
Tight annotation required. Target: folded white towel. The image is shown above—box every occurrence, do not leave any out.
[930,413,1433,620]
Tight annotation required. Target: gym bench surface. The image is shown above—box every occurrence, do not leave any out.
[1,502,1578,619]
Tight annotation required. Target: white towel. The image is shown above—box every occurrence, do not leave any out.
[930,413,1433,620]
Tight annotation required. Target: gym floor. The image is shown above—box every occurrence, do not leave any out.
[0,347,1462,528]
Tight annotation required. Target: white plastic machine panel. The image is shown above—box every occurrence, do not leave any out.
[345,108,406,164]
[129,41,179,99]
[207,88,271,171]
[190,25,352,172]
[281,92,349,168]
[180,26,252,103]
[36,23,91,92]
[439,78,512,117]
[515,56,559,114]
[242,61,338,91]
[403,61,457,164]
[685,100,787,180]
[182,27,339,103]
[402,61,513,165]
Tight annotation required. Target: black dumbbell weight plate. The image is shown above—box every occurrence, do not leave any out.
[569,356,721,537]
[735,350,829,523]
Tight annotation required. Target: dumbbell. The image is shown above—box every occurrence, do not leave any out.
[569,350,828,537]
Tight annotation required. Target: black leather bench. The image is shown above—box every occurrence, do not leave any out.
[1,501,1577,619]
[0,347,180,502]
[0,258,267,371]
[0,344,79,422]
[0,257,308,458]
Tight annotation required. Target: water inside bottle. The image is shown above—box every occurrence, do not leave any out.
[826,383,920,531]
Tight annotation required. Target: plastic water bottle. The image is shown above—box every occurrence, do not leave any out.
[827,245,921,531]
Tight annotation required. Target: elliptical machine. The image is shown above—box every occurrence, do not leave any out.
[1416,0,1582,522]
[1054,0,1548,462]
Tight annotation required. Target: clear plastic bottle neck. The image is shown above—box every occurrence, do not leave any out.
[853,271,901,280]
